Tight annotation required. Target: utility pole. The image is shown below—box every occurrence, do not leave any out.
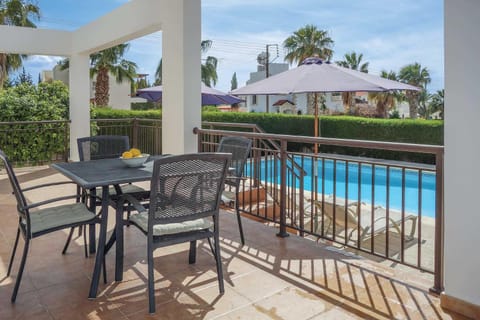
[265,44,278,113]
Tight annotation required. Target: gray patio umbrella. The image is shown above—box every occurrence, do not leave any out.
[231,56,420,151]
[137,83,243,105]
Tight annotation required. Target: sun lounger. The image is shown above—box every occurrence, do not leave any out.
[314,198,418,244]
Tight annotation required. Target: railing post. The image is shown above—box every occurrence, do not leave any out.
[64,120,70,162]
[277,139,289,238]
[431,150,444,294]
[132,118,139,148]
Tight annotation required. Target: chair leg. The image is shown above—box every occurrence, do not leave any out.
[7,227,20,276]
[147,241,155,314]
[11,238,30,303]
[213,224,224,294]
[83,225,88,258]
[188,241,197,264]
[78,225,83,237]
[235,193,245,246]
[103,256,107,284]
[62,227,75,255]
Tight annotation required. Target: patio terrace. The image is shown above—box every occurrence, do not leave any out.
[0,166,466,319]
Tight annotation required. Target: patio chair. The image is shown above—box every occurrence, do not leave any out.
[0,150,101,302]
[314,198,418,244]
[217,136,252,246]
[115,153,230,313]
[63,135,149,256]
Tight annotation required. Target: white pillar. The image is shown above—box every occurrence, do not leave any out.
[69,54,91,161]
[444,0,480,307]
[162,0,201,155]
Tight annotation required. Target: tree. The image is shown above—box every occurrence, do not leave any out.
[155,40,219,87]
[283,25,334,115]
[15,67,32,85]
[90,44,137,106]
[398,63,431,119]
[283,24,334,65]
[59,44,138,107]
[336,52,369,114]
[0,0,40,89]
[231,72,238,91]
[368,71,403,118]
[429,89,444,119]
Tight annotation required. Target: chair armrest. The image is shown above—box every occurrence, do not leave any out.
[21,181,76,192]
[116,194,147,213]
[21,194,89,210]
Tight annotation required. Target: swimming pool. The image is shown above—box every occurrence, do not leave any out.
[246,156,436,218]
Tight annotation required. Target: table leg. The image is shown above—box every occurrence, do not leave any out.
[88,186,109,299]
[89,188,97,254]
[115,203,124,281]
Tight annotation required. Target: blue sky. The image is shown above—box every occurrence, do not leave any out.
[21,0,443,93]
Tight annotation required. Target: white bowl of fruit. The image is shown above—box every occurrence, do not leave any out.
[120,148,150,168]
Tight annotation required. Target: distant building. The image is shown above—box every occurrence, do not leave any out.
[42,65,132,110]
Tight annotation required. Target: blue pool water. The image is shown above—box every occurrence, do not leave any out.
[246,156,436,217]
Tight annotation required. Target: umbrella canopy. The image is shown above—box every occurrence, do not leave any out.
[230,56,420,154]
[137,83,243,105]
[230,57,419,95]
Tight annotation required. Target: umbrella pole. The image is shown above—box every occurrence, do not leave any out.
[314,93,319,154]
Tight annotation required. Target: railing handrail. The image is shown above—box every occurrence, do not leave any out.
[193,127,444,155]
[0,119,71,125]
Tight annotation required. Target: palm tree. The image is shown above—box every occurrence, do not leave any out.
[399,63,431,119]
[283,24,334,65]
[336,52,369,114]
[283,25,334,115]
[58,44,137,106]
[0,0,40,89]
[155,40,218,87]
[429,89,444,119]
[368,71,403,118]
[90,44,137,106]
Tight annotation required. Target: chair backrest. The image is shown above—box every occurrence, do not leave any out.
[77,135,130,161]
[148,153,231,227]
[314,200,362,231]
[0,150,30,229]
[217,136,252,187]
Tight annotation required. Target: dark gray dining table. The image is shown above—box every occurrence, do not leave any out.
[51,157,158,299]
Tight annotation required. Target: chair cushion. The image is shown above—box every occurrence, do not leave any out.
[94,184,146,196]
[29,203,96,235]
[221,190,236,203]
[130,211,213,236]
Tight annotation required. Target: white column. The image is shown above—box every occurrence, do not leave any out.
[162,0,201,155]
[444,0,480,306]
[69,54,91,161]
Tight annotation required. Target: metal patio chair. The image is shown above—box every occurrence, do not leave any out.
[0,149,101,302]
[217,136,252,246]
[63,135,149,255]
[115,153,230,313]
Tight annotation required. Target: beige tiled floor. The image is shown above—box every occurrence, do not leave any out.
[0,167,470,319]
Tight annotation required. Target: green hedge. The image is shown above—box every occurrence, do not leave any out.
[93,109,443,163]
[202,112,443,163]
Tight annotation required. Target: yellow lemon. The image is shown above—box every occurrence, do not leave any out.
[122,151,133,159]
[130,148,141,157]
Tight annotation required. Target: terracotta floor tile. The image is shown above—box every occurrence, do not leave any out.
[0,168,461,319]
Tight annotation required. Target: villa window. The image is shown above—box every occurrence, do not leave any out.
[252,95,257,105]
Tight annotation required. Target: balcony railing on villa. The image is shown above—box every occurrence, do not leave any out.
[194,124,444,294]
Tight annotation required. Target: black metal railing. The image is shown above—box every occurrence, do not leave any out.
[91,118,162,155]
[194,127,444,294]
